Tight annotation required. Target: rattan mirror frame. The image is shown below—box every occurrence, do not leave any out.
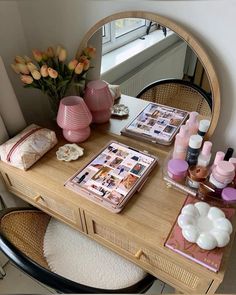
[77,11,220,139]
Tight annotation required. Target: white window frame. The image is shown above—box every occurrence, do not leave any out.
[102,19,157,54]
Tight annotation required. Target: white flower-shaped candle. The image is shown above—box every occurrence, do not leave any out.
[177,202,233,250]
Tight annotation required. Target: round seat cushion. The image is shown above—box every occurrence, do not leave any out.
[43,218,147,289]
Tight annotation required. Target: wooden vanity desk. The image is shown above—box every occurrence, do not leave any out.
[0,95,234,294]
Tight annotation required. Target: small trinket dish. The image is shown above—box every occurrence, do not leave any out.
[111,104,129,117]
[56,144,84,161]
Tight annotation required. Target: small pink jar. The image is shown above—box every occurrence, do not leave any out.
[211,160,235,185]
[167,159,189,182]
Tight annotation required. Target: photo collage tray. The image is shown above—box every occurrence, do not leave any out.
[121,102,189,145]
[65,141,158,213]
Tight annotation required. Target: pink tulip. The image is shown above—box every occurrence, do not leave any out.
[58,48,67,62]
[83,47,96,59]
[75,62,84,74]
[15,55,26,64]
[31,70,41,80]
[11,63,21,74]
[48,67,58,79]
[68,59,78,70]
[16,63,30,74]
[46,46,54,58]
[83,59,90,71]
[40,65,48,77]
[21,75,33,84]
[32,49,43,62]
[27,62,38,72]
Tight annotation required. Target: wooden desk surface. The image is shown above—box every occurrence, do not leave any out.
[0,94,234,293]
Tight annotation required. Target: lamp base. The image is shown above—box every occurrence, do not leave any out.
[92,109,111,124]
[63,127,91,143]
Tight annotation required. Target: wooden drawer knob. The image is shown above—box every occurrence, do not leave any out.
[135,249,144,259]
[34,195,44,202]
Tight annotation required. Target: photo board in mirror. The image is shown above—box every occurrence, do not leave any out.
[77,11,220,139]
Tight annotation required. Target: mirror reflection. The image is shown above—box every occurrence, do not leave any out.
[87,18,212,119]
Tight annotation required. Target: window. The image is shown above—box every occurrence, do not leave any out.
[102,18,158,54]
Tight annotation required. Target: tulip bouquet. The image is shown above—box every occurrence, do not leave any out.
[11,45,96,115]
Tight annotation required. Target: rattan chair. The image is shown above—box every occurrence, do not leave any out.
[0,208,155,294]
[137,79,212,118]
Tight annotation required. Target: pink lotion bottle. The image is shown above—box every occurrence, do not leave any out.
[197,141,213,167]
[186,111,199,135]
[172,125,190,160]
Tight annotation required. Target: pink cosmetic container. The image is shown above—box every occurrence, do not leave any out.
[221,187,236,204]
[167,159,189,182]
[211,160,235,185]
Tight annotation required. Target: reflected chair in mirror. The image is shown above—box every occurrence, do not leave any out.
[0,208,155,294]
[137,79,212,118]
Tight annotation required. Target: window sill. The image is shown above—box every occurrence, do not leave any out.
[101,30,179,80]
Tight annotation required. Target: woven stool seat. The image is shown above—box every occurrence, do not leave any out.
[0,208,155,293]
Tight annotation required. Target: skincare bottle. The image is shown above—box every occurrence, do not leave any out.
[197,119,211,137]
[172,125,189,160]
[197,141,212,167]
[211,151,225,172]
[224,148,234,161]
[185,134,203,166]
[186,112,199,135]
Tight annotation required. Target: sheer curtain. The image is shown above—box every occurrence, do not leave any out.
[0,56,27,207]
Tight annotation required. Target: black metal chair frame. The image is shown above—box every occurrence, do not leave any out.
[0,207,155,294]
[137,78,212,111]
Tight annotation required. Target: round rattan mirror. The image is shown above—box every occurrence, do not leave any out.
[77,11,220,139]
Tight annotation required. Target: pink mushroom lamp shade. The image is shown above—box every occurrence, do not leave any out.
[84,80,114,124]
[56,96,92,143]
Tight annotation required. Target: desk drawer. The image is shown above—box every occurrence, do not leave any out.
[2,171,83,231]
[85,212,212,293]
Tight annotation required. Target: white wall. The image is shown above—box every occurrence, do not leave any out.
[1,0,236,151]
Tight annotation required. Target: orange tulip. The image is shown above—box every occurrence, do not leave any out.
[24,55,32,63]
[32,49,43,62]
[27,62,38,72]
[56,45,62,57]
[21,75,33,84]
[40,65,48,77]
[68,59,78,70]
[15,55,26,64]
[48,67,58,79]
[11,63,21,74]
[31,70,41,80]
[46,46,54,58]
[16,63,30,74]
[83,46,96,59]
[75,62,84,74]
[58,48,67,62]
[79,55,88,63]
[42,52,48,61]
[83,59,90,71]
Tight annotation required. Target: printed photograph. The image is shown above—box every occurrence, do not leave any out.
[92,166,112,183]
[136,123,151,132]
[90,153,112,169]
[156,118,168,126]
[130,163,146,176]
[169,118,182,126]
[73,168,97,185]
[113,164,130,177]
[163,125,176,134]
[110,157,123,168]
[116,149,129,158]
[118,174,139,192]
[100,174,121,189]
[147,118,156,126]
[104,190,125,205]
[174,109,188,117]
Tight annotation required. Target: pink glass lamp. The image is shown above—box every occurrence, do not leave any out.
[84,80,114,124]
[56,96,92,143]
